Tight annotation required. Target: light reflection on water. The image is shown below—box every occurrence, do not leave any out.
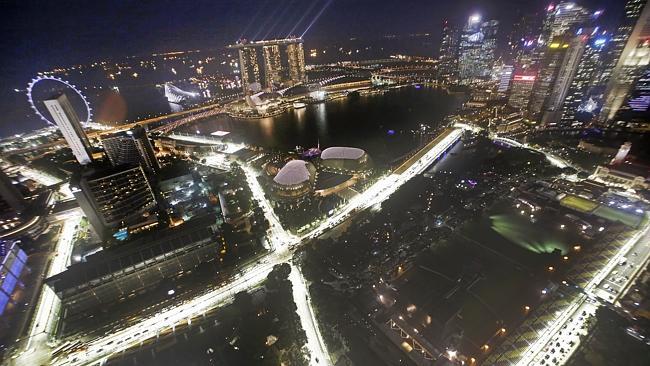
[181,86,462,163]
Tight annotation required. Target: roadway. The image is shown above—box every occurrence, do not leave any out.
[25,127,462,366]
[289,264,333,366]
[453,122,575,170]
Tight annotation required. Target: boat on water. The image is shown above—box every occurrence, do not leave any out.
[293,101,307,109]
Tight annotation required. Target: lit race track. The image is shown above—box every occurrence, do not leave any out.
[290,264,332,366]
[56,257,277,366]
[45,128,462,366]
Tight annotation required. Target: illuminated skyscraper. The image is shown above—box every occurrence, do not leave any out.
[286,41,306,85]
[498,65,515,92]
[549,2,591,38]
[541,35,589,126]
[100,125,160,173]
[560,34,608,126]
[508,72,537,111]
[44,93,93,165]
[508,13,541,64]
[263,44,282,87]
[528,37,570,119]
[532,3,595,70]
[458,15,499,84]
[437,20,460,83]
[611,67,650,123]
[71,165,158,241]
[599,0,650,123]
[229,38,306,94]
[597,0,646,87]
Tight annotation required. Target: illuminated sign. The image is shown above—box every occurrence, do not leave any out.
[513,75,536,81]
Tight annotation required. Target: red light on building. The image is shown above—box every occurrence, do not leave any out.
[513,75,536,81]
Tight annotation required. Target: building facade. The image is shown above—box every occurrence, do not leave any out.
[458,16,499,84]
[549,2,592,38]
[596,0,647,91]
[541,35,589,126]
[437,21,460,83]
[528,38,570,119]
[508,72,537,111]
[71,165,158,241]
[100,125,160,173]
[599,0,650,123]
[560,34,608,126]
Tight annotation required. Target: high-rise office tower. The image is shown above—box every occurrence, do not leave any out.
[438,20,460,83]
[530,5,560,67]
[612,67,650,122]
[71,165,158,241]
[100,125,160,173]
[597,0,646,87]
[508,13,542,66]
[508,72,538,111]
[599,0,650,123]
[498,65,515,92]
[560,34,608,126]
[541,35,589,126]
[229,38,306,94]
[532,3,594,69]
[549,2,592,38]
[458,15,499,84]
[44,93,93,165]
[0,170,25,214]
[528,37,570,119]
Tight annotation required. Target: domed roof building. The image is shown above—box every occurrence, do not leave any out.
[271,160,316,201]
[320,147,370,173]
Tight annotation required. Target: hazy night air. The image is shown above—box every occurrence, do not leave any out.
[1,1,649,366]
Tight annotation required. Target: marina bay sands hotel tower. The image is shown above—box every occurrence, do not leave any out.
[228,37,306,94]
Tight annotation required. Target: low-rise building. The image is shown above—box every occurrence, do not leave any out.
[45,215,223,319]
[594,162,650,190]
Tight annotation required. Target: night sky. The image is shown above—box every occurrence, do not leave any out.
[0,0,624,136]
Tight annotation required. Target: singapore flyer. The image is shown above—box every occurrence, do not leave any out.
[26,76,92,126]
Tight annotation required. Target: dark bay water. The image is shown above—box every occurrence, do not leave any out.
[181,86,463,164]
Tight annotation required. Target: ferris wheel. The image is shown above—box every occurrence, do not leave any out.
[26,76,92,126]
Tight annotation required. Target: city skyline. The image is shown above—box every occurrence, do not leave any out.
[1,2,649,366]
